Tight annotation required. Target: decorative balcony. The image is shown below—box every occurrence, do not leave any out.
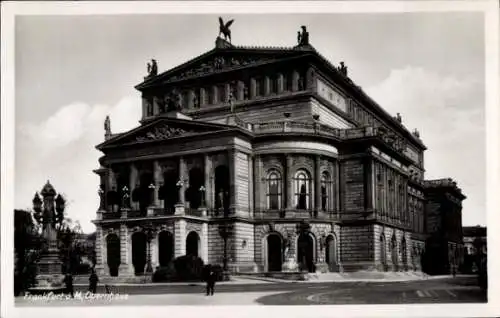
[101,211,121,220]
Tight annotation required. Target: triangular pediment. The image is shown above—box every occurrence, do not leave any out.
[136,46,303,90]
[97,118,232,149]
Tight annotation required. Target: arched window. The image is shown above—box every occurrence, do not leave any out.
[320,172,333,211]
[266,170,282,210]
[294,169,311,210]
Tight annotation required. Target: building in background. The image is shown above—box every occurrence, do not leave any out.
[92,23,466,277]
[462,225,486,273]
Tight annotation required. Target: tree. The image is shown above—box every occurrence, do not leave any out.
[14,209,43,295]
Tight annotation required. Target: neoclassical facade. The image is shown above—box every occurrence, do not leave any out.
[92,27,466,277]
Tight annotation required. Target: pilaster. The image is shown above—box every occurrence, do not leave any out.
[315,155,321,213]
[264,76,271,96]
[254,155,263,214]
[95,226,104,273]
[129,164,138,209]
[199,88,206,107]
[225,83,231,103]
[248,155,254,214]
[151,233,159,268]
[174,219,187,257]
[119,224,128,265]
[228,149,237,214]
[153,161,162,207]
[236,81,244,100]
[202,223,209,263]
[212,86,219,104]
[179,157,187,205]
[286,155,294,210]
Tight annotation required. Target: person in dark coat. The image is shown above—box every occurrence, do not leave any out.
[64,272,74,298]
[89,269,99,294]
[206,267,216,296]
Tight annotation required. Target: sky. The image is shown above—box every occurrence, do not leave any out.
[14,12,486,233]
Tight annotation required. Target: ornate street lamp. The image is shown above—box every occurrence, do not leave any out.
[143,223,155,275]
[199,186,206,208]
[29,181,67,294]
[121,186,130,208]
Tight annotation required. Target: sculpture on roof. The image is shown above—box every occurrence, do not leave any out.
[396,113,402,123]
[104,115,111,139]
[147,59,158,77]
[338,61,348,76]
[297,25,310,46]
[219,17,234,43]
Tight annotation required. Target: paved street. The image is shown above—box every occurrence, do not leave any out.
[16,276,486,306]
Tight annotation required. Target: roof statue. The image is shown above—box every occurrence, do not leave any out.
[219,17,234,43]
[147,59,158,77]
[297,25,310,46]
[396,113,402,123]
[338,61,348,76]
[104,115,111,139]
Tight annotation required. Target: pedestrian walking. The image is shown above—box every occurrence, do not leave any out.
[64,272,74,298]
[206,267,216,296]
[89,269,99,294]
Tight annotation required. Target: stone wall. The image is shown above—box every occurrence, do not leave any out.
[340,225,374,271]
[341,159,365,214]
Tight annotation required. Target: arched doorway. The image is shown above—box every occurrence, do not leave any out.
[131,232,147,275]
[186,231,200,257]
[158,231,174,266]
[214,165,230,216]
[267,233,282,272]
[380,235,387,271]
[391,234,398,270]
[187,168,204,210]
[138,173,154,215]
[298,233,315,272]
[106,234,121,277]
[160,169,179,214]
[325,235,338,272]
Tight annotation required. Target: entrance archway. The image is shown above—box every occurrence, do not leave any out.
[325,235,338,272]
[106,234,121,277]
[186,231,200,257]
[214,165,230,216]
[391,234,398,270]
[298,233,315,272]
[158,231,174,266]
[187,168,204,210]
[267,233,282,271]
[131,232,147,275]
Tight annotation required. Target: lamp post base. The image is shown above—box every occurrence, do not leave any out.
[28,274,66,295]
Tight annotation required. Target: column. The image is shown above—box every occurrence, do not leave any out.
[286,155,294,210]
[187,90,195,109]
[292,71,300,92]
[129,164,138,209]
[315,156,321,213]
[306,67,316,91]
[212,86,219,104]
[335,161,341,216]
[225,83,231,103]
[178,157,187,205]
[199,88,206,107]
[264,76,271,96]
[236,81,244,100]
[153,96,161,115]
[202,223,209,263]
[250,78,257,99]
[141,97,147,120]
[277,73,285,93]
[229,150,237,214]
[153,161,162,207]
[204,154,212,209]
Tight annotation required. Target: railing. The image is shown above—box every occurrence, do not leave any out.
[253,209,339,220]
[102,212,121,220]
[252,120,408,155]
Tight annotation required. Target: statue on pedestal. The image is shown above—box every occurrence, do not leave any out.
[338,61,348,76]
[104,115,111,139]
[146,59,158,77]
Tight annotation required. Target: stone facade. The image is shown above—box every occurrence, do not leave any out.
[92,33,466,276]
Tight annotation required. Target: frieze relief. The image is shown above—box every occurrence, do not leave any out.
[135,124,195,142]
[168,56,271,82]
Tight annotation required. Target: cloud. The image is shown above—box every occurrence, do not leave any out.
[15,96,142,233]
[367,66,485,226]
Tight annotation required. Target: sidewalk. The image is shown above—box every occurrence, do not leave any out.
[16,291,283,306]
